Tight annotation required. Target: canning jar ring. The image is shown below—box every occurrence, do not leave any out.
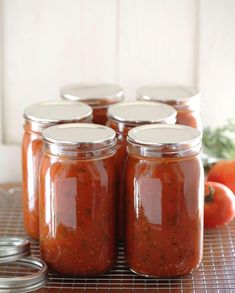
[0,238,30,263]
[0,256,48,293]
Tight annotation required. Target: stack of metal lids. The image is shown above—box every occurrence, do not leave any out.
[0,237,47,292]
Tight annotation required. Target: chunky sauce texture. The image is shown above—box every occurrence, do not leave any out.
[40,153,117,275]
[22,124,43,239]
[125,154,204,277]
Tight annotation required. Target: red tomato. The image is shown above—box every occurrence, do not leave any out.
[207,160,235,194]
[204,182,235,228]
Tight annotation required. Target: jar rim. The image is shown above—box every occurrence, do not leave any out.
[128,124,201,150]
[24,100,92,124]
[107,101,176,125]
[136,83,200,110]
[60,83,124,106]
[42,123,116,147]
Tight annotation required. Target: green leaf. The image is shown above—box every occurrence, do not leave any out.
[202,119,235,160]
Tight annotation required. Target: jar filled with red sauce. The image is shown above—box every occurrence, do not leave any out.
[60,83,124,125]
[136,84,202,132]
[106,102,177,240]
[125,124,204,277]
[40,123,117,276]
[22,101,92,240]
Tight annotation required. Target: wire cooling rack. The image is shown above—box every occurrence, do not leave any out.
[0,185,234,292]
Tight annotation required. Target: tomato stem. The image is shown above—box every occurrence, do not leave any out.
[205,185,215,203]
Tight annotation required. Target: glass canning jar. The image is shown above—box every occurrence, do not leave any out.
[136,84,202,132]
[60,83,124,125]
[40,123,117,276]
[22,101,92,240]
[107,101,176,240]
[125,124,204,277]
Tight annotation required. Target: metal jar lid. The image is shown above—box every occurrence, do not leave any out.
[0,256,48,293]
[43,123,116,150]
[60,83,124,107]
[0,238,30,264]
[107,101,176,125]
[136,84,200,110]
[24,100,92,128]
[128,124,201,156]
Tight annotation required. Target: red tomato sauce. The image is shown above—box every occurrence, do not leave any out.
[176,110,202,132]
[22,121,43,239]
[106,120,131,241]
[92,107,108,125]
[40,154,117,275]
[22,114,92,240]
[125,153,204,277]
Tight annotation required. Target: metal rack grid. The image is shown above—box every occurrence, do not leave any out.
[0,186,234,292]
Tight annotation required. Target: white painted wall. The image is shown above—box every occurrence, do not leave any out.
[198,0,235,127]
[0,0,235,181]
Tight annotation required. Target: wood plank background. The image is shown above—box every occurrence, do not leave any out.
[1,0,235,181]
